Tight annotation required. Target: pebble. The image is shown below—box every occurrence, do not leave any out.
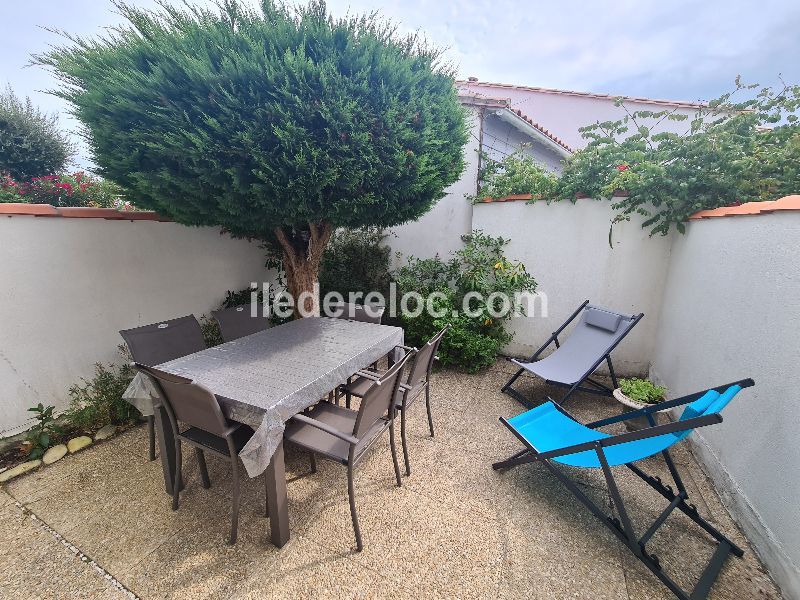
[67,436,92,454]
[0,459,42,482]
[94,425,117,441]
[42,444,68,465]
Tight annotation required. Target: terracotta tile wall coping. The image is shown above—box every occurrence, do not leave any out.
[0,204,170,221]
[478,195,800,221]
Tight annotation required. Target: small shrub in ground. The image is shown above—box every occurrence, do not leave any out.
[0,171,127,208]
[65,353,138,431]
[23,403,62,460]
[0,86,74,180]
[619,378,667,404]
[395,231,537,373]
[319,227,392,302]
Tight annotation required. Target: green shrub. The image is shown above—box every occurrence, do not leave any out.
[619,378,667,404]
[319,227,392,302]
[0,86,74,180]
[66,354,138,431]
[468,149,558,203]
[23,403,62,460]
[395,231,537,372]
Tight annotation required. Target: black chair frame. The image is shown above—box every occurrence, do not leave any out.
[493,378,755,600]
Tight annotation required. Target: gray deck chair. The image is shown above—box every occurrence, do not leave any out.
[212,305,270,342]
[502,301,643,407]
[120,315,207,461]
[338,325,448,475]
[329,301,385,324]
[284,350,412,551]
[134,363,263,545]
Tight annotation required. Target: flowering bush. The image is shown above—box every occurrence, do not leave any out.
[0,171,128,208]
[395,231,537,372]
[556,79,800,235]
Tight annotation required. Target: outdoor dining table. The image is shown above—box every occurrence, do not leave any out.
[122,316,404,547]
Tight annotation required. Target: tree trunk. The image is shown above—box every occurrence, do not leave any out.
[274,221,333,318]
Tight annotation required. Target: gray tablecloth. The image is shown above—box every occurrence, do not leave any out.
[122,317,404,477]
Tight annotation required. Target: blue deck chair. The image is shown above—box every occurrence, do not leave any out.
[501,300,644,407]
[493,379,754,600]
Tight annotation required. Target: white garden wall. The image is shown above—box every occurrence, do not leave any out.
[650,211,800,598]
[0,213,271,437]
[472,198,673,375]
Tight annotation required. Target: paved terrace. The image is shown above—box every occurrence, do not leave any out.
[0,362,782,599]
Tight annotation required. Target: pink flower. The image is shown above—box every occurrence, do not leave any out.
[617,164,629,172]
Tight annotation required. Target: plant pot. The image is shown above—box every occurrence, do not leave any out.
[613,388,666,431]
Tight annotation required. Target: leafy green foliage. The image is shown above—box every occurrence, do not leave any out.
[24,404,62,460]
[199,315,224,348]
[469,149,558,203]
[0,86,73,180]
[619,378,667,405]
[395,231,537,372]
[65,358,138,431]
[39,0,468,244]
[0,171,126,208]
[319,227,392,301]
[556,78,800,235]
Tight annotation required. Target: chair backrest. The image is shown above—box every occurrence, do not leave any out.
[353,352,411,438]
[675,384,743,439]
[134,363,230,437]
[329,302,385,324]
[120,315,206,366]
[550,305,640,369]
[405,325,449,389]
[212,305,270,342]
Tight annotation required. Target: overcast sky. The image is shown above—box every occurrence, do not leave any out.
[2,0,799,167]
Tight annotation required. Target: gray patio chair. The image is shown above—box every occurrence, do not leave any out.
[133,363,263,545]
[338,325,448,475]
[502,301,643,407]
[212,305,270,342]
[120,315,207,461]
[329,301,385,324]
[284,350,412,551]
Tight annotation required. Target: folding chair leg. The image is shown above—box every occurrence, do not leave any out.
[492,449,536,470]
[501,368,525,392]
[606,355,619,390]
[309,452,317,474]
[595,445,639,553]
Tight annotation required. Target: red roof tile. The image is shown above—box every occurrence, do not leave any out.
[457,80,708,110]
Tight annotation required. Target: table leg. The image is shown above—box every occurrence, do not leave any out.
[265,441,290,547]
[152,404,182,496]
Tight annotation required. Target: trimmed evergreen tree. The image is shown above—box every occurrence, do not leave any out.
[39,0,468,313]
[0,86,73,180]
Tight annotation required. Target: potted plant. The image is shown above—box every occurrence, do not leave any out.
[613,378,668,430]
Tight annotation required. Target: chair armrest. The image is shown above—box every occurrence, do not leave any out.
[398,382,412,392]
[355,370,382,382]
[586,378,754,429]
[291,414,360,445]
